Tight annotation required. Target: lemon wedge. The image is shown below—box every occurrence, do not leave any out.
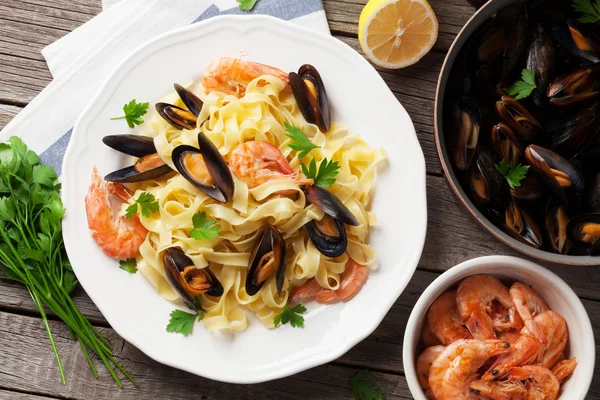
[359,0,439,69]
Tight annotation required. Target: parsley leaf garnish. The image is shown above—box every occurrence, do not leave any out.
[302,158,340,188]
[237,0,259,11]
[285,123,320,159]
[110,99,149,128]
[505,69,537,100]
[273,304,306,328]
[119,258,138,274]
[166,309,205,336]
[190,211,221,240]
[495,160,530,189]
[572,0,600,23]
[350,370,387,400]
[125,192,159,219]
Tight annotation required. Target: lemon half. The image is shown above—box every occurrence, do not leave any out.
[359,0,439,69]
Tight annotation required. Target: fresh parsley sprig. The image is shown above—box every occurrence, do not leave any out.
[119,258,138,274]
[285,123,320,159]
[505,69,537,100]
[125,192,159,219]
[302,158,341,188]
[495,160,530,189]
[110,99,149,128]
[573,0,600,23]
[237,0,259,11]
[350,370,387,400]
[190,211,221,240]
[166,309,205,336]
[273,303,306,328]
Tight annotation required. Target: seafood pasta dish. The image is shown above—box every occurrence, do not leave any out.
[85,57,386,332]
[417,274,576,400]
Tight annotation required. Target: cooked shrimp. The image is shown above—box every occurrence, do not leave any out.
[315,259,368,303]
[510,282,550,346]
[85,167,148,259]
[202,57,289,98]
[417,345,445,398]
[497,329,521,344]
[509,365,560,400]
[427,289,472,345]
[289,278,321,304]
[229,141,312,189]
[551,358,577,383]
[470,379,527,400]
[533,311,568,369]
[421,320,443,348]
[456,275,522,340]
[428,339,511,400]
[483,310,565,380]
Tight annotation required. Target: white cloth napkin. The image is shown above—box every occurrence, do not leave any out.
[0,0,329,174]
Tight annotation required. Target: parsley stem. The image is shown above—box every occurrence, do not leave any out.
[110,116,126,120]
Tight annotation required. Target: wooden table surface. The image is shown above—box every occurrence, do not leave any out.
[0,1,599,399]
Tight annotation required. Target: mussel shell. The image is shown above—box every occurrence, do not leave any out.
[305,216,347,258]
[246,225,286,296]
[496,96,544,140]
[469,148,508,218]
[552,103,600,159]
[510,175,545,202]
[174,84,203,117]
[452,98,481,171]
[301,185,359,226]
[584,172,600,212]
[525,145,584,206]
[478,27,507,63]
[156,103,197,130]
[526,23,556,92]
[289,64,330,133]
[172,133,234,203]
[104,163,172,183]
[552,20,600,64]
[547,67,600,107]
[504,200,543,249]
[566,213,600,255]
[163,247,224,310]
[491,123,523,165]
[502,6,528,85]
[103,134,156,157]
[546,200,570,254]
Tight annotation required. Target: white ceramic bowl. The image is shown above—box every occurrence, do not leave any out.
[403,256,595,399]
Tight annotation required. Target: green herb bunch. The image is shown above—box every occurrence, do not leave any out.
[0,137,134,386]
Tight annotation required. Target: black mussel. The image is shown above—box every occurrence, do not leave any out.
[163,247,223,310]
[502,6,528,85]
[496,96,544,140]
[552,103,600,159]
[467,149,508,216]
[289,65,330,133]
[452,98,481,171]
[527,23,556,93]
[546,200,570,254]
[491,123,523,165]
[475,65,503,106]
[478,27,507,64]
[525,145,584,206]
[246,225,286,296]
[511,175,545,203]
[584,172,600,212]
[172,133,234,203]
[103,134,172,183]
[567,214,600,255]
[553,20,600,64]
[156,84,203,130]
[302,185,359,257]
[547,67,600,108]
[504,199,543,249]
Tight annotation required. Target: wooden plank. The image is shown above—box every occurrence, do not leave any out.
[0,310,413,400]
[0,389,58,400]
[0,104,21,130]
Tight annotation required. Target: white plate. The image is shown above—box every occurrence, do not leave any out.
[62,15,427,384]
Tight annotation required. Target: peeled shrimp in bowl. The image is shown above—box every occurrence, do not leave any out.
[402,256,594,400]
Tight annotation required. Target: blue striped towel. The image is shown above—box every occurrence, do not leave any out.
[0,0,329,175]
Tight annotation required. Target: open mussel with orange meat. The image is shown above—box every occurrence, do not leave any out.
[444,0,600,256]
[301,185,360,257]
[103,134,172,183]
[163,247,223,310]
[156,83,203,130]
[171,132,234,203]
[289,64,331,133]
[246,225,286,296]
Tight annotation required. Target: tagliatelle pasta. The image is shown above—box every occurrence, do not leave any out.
[124,74,386,332]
